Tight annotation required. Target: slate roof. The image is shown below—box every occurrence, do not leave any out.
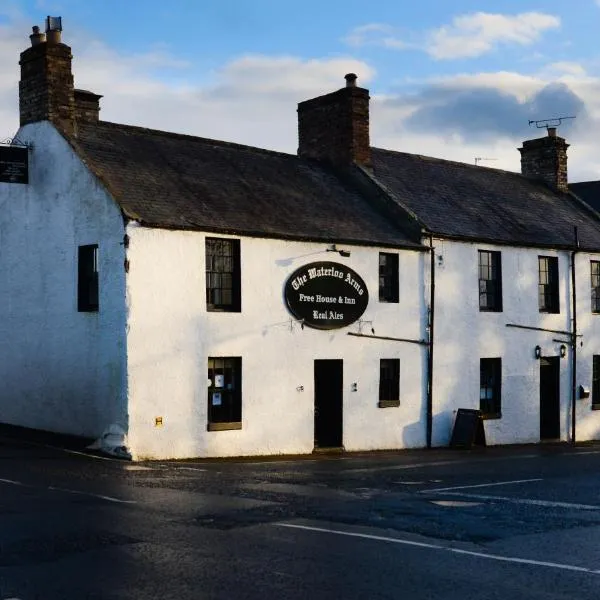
[71,121,422,249]
[372,148,600,250]
[570,181,600,213]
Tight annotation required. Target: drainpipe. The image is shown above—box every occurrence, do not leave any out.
[426,235,436,448]
[571,226,579,444]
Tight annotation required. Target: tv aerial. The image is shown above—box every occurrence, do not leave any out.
[528,116,576,129]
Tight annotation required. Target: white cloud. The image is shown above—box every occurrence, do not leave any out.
[345,12,560,60]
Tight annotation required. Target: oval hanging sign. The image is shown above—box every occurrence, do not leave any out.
[284,261,369,330]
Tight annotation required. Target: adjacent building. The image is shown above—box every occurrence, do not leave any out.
[2,18,600,458]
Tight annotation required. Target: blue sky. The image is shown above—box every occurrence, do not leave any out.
[2,0,600,179]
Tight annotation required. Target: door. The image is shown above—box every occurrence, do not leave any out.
[314,360,343,449]
[540,357,560,440]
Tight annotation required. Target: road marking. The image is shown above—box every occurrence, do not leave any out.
[0,478,135,504]
[276,523,600,575]
[47,486,137,504]
[423,478,542,493]
[441,492,600,511]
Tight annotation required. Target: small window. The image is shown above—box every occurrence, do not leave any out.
[591,262,600,314]
[593,356,600,410]
[480,358,501,419]
[379,253,399,303]
[206,238,241,312]
[538,256,559,313]
[78,244,99,312]
[379,359,400,408]
[478,250,502,312]
[207,357,242,431]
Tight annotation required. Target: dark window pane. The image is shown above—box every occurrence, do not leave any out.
[379,253,399,303]
[480,358,501,417]
[208,357,242,425]
[592,262,600,313]
[538,256,559,313]
[78,244,99,312]
[206,238,241,312]
[478,251,502,312]
[379,359,400,402]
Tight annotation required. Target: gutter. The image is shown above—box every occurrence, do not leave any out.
[426,234,436,449]
[571,226,579,444]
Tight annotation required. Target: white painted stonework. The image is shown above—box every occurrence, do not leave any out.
[429,238,600,446]
[0,122,128,438]
[124,225,427,459]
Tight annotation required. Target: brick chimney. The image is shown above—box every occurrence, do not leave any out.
[519,127,569,193]
[298,73,371,168]
[19,17,76,136]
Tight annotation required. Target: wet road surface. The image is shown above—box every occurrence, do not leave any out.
[1,437,600,599]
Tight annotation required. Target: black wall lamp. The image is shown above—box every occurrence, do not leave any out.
[327,244,351,258]
[560,344,567,358]
[534,345,542,359]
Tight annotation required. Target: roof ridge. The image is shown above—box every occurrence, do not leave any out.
[90,120,299,160]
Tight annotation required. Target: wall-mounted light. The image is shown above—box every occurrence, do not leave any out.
[560,344,567,358]
[296,385,304,392]
[351,382,358,392]
[327,244,351,258]
[534,345,542,359]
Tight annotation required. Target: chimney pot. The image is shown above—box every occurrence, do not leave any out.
[30,25,46,46]
[345,73,357,87]
[547,127,557,137]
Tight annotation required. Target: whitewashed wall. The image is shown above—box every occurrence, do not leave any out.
[429,238,600,446]
[0,122,128,437]
[571,252,600,441]
[125,225,427,459]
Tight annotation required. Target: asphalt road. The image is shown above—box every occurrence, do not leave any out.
[1,438,600,599]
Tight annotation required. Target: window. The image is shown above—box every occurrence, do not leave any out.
[78,244,99,312]
[538,256,559,313]
[206,238,241,312]
[207,357,242,430]
[379,359,400,408]
[478,250,502,311]
[480,358,501,419]
[379,253,399,303]
[593,356,600,410]
[591,262,600,314]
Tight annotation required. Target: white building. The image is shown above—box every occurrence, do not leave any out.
[2,18,600,458]
[0,21,428,459]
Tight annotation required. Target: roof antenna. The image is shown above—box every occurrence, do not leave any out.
[528,116,576,130]
[474,157,497,166]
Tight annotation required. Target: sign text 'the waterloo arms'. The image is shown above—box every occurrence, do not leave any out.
[284,261,369,330]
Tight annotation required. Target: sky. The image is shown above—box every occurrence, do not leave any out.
[1,0,600,181]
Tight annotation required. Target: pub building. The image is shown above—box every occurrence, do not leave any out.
[2,17,600,459]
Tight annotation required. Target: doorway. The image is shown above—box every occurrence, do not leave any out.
[540,357,560,440]
[314,360,343,449]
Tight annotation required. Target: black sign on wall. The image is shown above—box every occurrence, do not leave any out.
[0,146,29,184]
[284,261,369,330]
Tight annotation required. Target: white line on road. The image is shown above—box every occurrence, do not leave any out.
[0,478,136,504]
[440,492,600,511]
[276,523,600,575]
[423,478,543,493]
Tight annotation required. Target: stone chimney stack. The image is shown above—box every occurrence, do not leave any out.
[297,73,371,168]
[74,89,103,122]
[519,128,569,193]
[19,16,76,136]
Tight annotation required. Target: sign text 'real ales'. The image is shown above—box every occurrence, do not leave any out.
[284,261,369,330]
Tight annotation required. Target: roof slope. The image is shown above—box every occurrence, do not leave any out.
[570,181,600,213]
[72,121,421,248]
[372,148,600,250]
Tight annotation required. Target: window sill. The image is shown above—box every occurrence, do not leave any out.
[479,308,503,313]
[379,299,399,304]
[207,422,242,432]
[591,404,600,411]
[481,412,502,420]
[378,399,400,408]
[207,307,241,313]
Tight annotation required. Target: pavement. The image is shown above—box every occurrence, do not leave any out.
[2,428,600,599]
